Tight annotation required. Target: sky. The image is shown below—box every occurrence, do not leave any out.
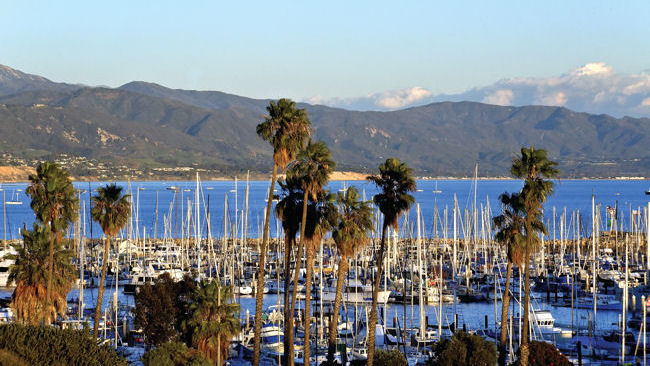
[2,1,650,116]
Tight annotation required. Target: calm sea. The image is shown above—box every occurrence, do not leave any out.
[0,179,648,241]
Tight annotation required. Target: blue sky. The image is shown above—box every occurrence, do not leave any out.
[2,1,650,113]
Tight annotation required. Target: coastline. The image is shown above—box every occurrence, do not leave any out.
[0,165,647,183]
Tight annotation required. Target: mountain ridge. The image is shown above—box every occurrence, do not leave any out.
[0,64,649,179]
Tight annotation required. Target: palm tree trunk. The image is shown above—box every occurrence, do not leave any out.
[253,163,278,366]
[498,260,513,366]
[520,246,531,366]
[327,256,348,363]
[303,243,315,365]
[45,229,55,314]
[288,238,304,366]
[282,234,293,366]
[367,222,388,366]
[93,236,110,338]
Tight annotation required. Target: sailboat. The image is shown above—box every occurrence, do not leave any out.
[4,190,22,205]
[432,181,442,194]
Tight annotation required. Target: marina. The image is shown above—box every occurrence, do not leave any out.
[1,177,649,364]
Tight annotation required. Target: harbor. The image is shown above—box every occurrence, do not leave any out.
[1,177,649,365]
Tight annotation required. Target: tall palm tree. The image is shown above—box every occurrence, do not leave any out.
[366,158,416,365]
[492,192,525,366]
[90,183,131,338]
[289,140,336,364]
[326,187,374,364]
[510,146,558,366]
[25,162,78,304]
[6,223,75,325]
[254,98,311,366]
[274,176,303,363]
[183,281,240,366]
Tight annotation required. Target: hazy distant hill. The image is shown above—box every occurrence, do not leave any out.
[1,64,649,178]
[0,65,80,96]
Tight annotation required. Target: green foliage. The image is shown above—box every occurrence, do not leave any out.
[26,161,79,234]
[513,341,571,366]
[367,157,417,230]
[375,349,408,366]
[141,342,210,366]
[0,323,126,366]
[134,272,179,346]
[6,223,75,325]
[134,272,197,346]
[182,281,241,364]
[493,192,526,267]
[275,175,304,241]
[90,183,131,238]
[433,332,497,366]
[333,186,374,258]
[288,139,336,199]
[0,349,29,366]
[256,98,311,168]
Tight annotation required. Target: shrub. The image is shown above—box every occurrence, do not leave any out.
[375,349,407,366]
[141,341,210,366]
[0,323,126,366]
[134,272,197,346]
[433,331,497,366]
[514,341,571,366]
[0,349,29,366]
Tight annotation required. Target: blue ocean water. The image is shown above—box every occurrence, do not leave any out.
[0,179,648,241]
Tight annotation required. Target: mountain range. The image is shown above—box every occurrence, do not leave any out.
[0,64,649,179]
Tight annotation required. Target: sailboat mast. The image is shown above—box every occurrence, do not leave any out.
[196,172,201,280]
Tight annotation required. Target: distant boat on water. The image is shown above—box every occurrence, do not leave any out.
[4,190,22,205]
[433,181,442,194]
[645,188,650,195]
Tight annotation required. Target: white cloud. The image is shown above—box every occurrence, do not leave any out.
[570,62,613,77]
[537,91,567,106]
[306,86,432,111]
[305,63,650,117]
[374,87,432,109]
[482,89,514,106]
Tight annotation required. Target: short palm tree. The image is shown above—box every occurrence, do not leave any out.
[25,162,78,304]
[327,187,374,364]
[366,158,416,365]
[492,192,525,366]
[510,146,558,366]
[90,183,131,338]
[254,98,311,366]
[183,281,240,366]
[6,223,75,325]
[289,140,335,364]
[274,176,303,361]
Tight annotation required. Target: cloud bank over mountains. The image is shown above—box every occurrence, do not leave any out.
[307,63,650,117]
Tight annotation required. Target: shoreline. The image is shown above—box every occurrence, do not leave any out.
[0,165,647,183]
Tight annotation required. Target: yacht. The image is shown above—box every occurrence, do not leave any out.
[318,278,391,304]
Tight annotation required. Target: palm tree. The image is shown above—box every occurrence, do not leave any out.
[90,183,131,338]
[254,98,311,366]
[183,281,240,366]
[326,187,374,364]
[289,140,336,364]
[510,146,558,366]
[6,223,75,325]
[274,176,303,363]
[25,162,78,305]
[492,192,525,366]
[366,158,416,365]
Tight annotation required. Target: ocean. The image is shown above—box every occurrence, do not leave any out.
[0,178,648,241]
